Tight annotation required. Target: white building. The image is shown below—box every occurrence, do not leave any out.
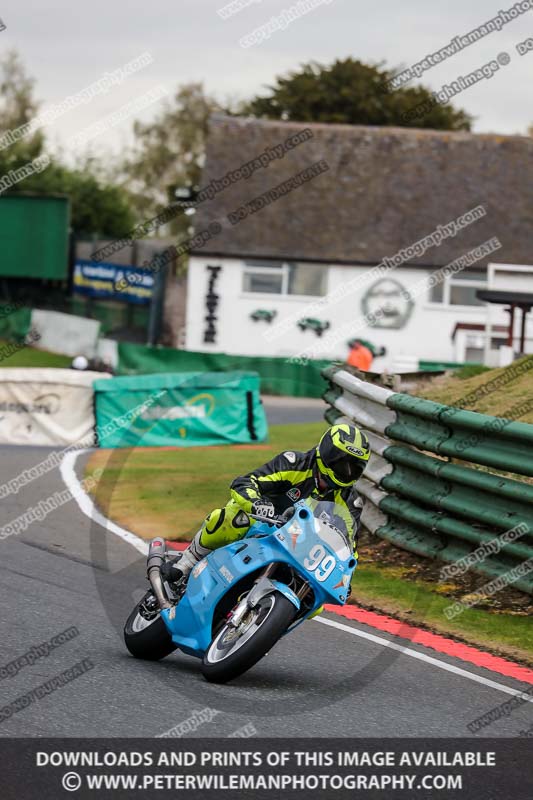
[186,116,533,371]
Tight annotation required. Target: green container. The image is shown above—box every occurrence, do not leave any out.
[0,195,70,279]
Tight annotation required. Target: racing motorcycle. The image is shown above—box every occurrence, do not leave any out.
[124,499,357,683]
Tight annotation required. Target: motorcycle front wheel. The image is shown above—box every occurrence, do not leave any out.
[201,591,296,683]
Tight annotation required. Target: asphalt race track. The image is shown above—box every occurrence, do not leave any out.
[261,396,326,425]
[0,443,532,739]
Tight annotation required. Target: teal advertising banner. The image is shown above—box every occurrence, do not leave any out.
[93,371,268,448]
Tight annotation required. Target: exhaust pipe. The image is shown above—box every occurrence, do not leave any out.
[147,538,172,610]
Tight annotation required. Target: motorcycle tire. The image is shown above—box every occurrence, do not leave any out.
[201,591,295,683]
[124,600,177,661]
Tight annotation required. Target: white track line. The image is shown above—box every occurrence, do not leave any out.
[316,616,533,702]
[61,450,533,702]
[60,450,148,556]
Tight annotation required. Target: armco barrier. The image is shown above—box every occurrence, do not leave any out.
[117,341,331,398]
[322,365,533,594]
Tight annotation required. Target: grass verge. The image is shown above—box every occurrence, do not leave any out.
[352,559,532,665]
[85,421,533,664]
[416,354,533,421]
[0,339,71,368]
[85,422,328,540]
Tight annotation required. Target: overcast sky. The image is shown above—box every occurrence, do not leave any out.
[1,0,532,161]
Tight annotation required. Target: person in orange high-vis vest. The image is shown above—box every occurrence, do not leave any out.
[347,341,373,371]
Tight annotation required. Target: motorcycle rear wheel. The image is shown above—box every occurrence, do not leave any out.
[201,591,295,683]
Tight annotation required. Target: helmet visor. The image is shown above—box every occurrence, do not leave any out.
[322,447,366,484]
[333,456,365,483]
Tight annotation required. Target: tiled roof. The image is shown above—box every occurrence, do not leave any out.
[192,114,533,268]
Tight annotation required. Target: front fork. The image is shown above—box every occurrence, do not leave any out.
[228,565,303,629]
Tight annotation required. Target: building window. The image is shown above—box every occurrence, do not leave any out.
[242,260,327,296]
[429,270,487,306]
[465,338,507,362]
[243,263,283,294]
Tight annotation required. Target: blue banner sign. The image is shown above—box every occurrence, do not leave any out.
[73,260,154,305]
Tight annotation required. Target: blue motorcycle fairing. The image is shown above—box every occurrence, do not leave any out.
[269,579,301,611]
[160,501,356,658]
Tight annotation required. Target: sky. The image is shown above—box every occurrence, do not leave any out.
[1,0,532,161]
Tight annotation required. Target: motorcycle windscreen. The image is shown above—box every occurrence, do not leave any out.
[309,499,353,561]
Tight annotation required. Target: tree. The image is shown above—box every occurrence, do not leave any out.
[120,83,222,229]
[0,50,135,238]
[28,161,136,238]
[0,50,45,170]
[245,58,472,131]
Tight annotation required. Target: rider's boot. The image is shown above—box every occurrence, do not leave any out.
[161,531,210,584]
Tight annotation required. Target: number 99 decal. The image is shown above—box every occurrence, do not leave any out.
[303,544,336,582]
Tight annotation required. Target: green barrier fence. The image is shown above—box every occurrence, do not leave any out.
[418,360,482,372]
[322,365,533,594]
[93,370,268,448]
[0,306,32,341]
[117,341,332,398]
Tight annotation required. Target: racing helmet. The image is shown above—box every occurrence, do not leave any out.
[315,423,370,489]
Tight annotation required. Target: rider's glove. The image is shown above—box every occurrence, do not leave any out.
[251,499,275,519]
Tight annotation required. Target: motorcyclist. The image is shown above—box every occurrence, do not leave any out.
[162,423,370,584]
